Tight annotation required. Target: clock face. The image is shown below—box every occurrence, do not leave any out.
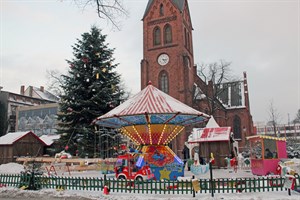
[158,54,169,66]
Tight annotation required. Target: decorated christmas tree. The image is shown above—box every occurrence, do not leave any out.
[57,26,125,158]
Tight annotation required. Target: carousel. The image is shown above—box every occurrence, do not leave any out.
[93,82,210,180]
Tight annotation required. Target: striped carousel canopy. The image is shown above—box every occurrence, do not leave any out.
[93,82,210,145]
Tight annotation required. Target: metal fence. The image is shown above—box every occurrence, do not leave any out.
[0,173,299,196]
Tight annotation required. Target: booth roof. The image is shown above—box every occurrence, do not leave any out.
[189,127,231,143]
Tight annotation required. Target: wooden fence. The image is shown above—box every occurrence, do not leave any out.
[0,173,299,196]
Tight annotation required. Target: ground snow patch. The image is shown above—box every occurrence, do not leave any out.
[0,162,24,174]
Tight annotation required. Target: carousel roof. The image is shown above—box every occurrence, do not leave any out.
[93,82,210,145]
[94,82,210,128]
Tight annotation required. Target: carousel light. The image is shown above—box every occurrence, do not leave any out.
[132,125,145,144]
[158,124,167,145]
[148,124,152,145]
[121,127,139,145]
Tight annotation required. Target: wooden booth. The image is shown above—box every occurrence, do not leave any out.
[247,135,287,176]
[0,131,47,164]
[189,127,235,168]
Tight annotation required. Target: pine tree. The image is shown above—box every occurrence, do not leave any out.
[57,26,125,158]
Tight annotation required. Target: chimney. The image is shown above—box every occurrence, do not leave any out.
[20,85,25,95]
[29,86,33,97]
[40,86,44,92]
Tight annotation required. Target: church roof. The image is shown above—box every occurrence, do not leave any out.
[143,0,185,19]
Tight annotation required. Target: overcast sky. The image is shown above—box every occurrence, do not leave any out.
[1,0,299,125]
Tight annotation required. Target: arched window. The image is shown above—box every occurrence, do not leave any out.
[184,28,188,47]
[164,24,172,44]
[153,26,161,46]
[187,32,190,50]
[233,115,242,139]
[159,71,169,94]
[160,4,164,16]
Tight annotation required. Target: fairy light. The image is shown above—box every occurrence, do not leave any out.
[120,127,140,145]
[132,125,145,144]
[148,124,152,145]
[158,124,167,145]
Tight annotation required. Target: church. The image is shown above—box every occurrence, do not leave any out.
[140,0,254,156]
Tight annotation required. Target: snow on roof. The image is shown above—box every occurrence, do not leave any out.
[189,127,231,143]
[32,86,59,102]
[205,116,219,128]
[39,134,60,146]
[0,131,34,145]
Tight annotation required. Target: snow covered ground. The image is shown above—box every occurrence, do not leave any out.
[0,162,300,199]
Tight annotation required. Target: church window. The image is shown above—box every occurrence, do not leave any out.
[164,24,172,44]
[160,4,164,16]
[153,26,161,46]
[233,115,242,139]
[187,32,190,50]
[159,71,169,94]
[184,28,187,47]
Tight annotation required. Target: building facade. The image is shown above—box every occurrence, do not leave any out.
[140,0,254,156]
[0,86,58,136]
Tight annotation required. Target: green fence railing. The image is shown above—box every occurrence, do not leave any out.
[0,173,299,195]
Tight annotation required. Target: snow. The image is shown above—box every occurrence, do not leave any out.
[205,116,220,128]
[0,162,25,174]
[0,162,299,199]
[0,132,30,145]
[39,134,60,146]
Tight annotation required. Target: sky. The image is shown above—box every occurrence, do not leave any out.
[0,0,299,125]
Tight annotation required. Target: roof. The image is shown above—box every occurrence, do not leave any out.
[94,82,210,128]
[39,134,60,146]
[143,0,185,19]
[205,116,219,128]
[247,135,286,141]
[189,127,231,143]
[0,131,47,146]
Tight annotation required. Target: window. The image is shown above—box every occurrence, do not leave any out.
[164,24,172,44]
[184,56,190,68]
[159,71,169,94]
[184,28,187,47]
[160,4,164,16]
[153,26,161,46]
[233,115,241,139]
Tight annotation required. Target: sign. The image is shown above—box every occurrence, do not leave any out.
[192,179,201,192]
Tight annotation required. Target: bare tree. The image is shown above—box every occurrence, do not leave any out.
[196,60,240,115]
[46,70,64,96]
[292,109,300,124]
[267,100,281,136]
[72,0,128,30]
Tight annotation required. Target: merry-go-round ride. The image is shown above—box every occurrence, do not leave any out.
[93,82,210,180]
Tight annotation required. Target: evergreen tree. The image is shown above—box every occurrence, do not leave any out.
[57,26,125,158]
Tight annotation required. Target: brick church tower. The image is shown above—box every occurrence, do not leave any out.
[141,0,197,155]
[141,0,254,157]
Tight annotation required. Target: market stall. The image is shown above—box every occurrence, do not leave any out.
[247,135,287,176]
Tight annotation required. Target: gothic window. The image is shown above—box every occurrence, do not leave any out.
[233,115,242,139]
[164,24,172,44]
[184,28,187,47]
[159,71,169,94]
[153,26,161,46]
[160,4,164,16]
[187,32,190,50]
[184,56,190,68]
